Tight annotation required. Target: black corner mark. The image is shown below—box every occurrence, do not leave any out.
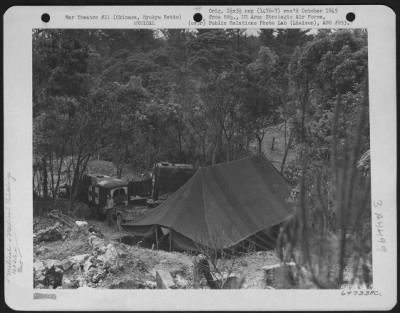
[41,13,50,23]
[193,13,202,23]
[346,12,355,22]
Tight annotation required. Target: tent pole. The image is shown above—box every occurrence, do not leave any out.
[169,229,172,252]
[155,226,159,250]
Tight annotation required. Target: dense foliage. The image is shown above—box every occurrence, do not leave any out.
[33,28,368,199]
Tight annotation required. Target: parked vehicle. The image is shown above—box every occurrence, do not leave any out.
[78,162,196,227]
[81,175,128,215]
[151,162,196,200]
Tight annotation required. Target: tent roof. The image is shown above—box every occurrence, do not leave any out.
[124,154,294,249]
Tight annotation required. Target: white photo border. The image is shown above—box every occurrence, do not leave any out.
[4,5,397,311]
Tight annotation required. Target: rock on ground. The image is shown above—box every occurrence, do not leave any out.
[34,260,64,289]
[156,270,176,289]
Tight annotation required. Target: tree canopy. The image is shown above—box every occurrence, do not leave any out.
[33,28,369,203]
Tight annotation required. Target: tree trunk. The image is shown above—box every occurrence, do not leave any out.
[33,162,42,199]
[78,155,91,183]
[256,136,262,154]
[211,130,221,165]
[284,118,287,148]
[41,157,48,198]
[280,130,295,173]
[48,149,55,200]
[211,144,218,165]
[53,145,65,202]
[201,136,206,166]
[69,154,91,210]
[225,140,231,162]
[178,128,183,162]
[300,82,309,143]
[69,151,82,210]
[69,158,81,210]
[271,137,276,151]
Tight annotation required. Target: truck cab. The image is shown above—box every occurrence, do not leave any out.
[85,175,128,215]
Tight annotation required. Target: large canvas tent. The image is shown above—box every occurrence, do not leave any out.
[122,154,294,251]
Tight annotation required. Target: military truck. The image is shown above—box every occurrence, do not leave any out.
[151,162,195,200]
[80,162,196,229]
[81,175,128,212]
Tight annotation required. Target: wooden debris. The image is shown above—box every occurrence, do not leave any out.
[34,223,63,243]
[48,211,75,227]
